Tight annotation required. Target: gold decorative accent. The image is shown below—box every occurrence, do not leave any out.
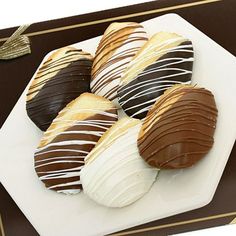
[0,25,31,60]
[110,212,236,235]
[230,217,236,224]
[0,0,222,43]
[0,214,5,236]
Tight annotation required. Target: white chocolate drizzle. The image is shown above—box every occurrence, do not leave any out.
[81,118,158,207]
[91,23,148,103]
[118,33,194,119]
[35,103,118,194]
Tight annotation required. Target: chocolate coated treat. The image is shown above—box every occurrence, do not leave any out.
[118,32,194,119]
[34,93,118,194]
[91,22,148,104]
[26,47,93,131]
[81,117,157,207]
[138,85,218,169]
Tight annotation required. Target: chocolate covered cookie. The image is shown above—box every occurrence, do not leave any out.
[26,47,93,131]
[34,93,118,194]
[118,32,194,119]
[81,117,158,207]
[91,22,148,104]
[138,85,218,169]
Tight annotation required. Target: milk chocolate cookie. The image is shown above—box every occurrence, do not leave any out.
[34,93,118,194]
[138,85,218,169]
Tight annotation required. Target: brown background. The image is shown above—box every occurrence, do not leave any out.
[0,0,236,235]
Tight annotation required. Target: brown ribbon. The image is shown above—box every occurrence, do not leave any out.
[0,24,31,60]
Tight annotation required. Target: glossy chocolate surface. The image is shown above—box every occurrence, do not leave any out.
[118,41,194,119]
[1,0,236,234]
[138,86,218,169]
[26,49,93,131]
[35,109,118,193]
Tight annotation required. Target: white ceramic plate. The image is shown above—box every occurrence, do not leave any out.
[0,14,236,236]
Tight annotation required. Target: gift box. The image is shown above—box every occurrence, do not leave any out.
[0,0,236,235]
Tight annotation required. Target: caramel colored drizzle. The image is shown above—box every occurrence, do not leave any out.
[138,86,218,169]
[90,23,148,101]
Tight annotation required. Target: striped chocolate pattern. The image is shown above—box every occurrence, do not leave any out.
[26,47,93,131]
[138,85,218,169]
[35,96,118,194]
[81,117,157,207]
[118,34,194,119]
[90,22,148,102]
